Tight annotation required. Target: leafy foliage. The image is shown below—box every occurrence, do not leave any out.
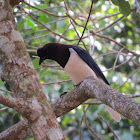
[135,0,140,17]
[111,0,131,17]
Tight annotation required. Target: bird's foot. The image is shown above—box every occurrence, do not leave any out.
[60,92,67,98]
[74,81,82,88]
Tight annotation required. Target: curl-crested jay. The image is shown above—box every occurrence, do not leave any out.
[37,43,121,122]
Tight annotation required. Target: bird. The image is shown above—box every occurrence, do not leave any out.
[37,43,121,122]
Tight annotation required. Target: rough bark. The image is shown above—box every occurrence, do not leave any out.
[53,76,140,123]
[9,0,23,7]
[0,77,140,139]
[0,0,65,140]
[0,120,31,140]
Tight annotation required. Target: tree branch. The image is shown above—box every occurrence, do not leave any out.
[0,120,31,140]
[52,77,140,123]
[0,94,19,109]
[1,77,140,139]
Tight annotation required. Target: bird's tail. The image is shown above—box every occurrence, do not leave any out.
[105,105,121,122]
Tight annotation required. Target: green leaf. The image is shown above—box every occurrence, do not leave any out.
[38,16,49,23]
[24,30,36,36]
[118,0,131,17]
[25,17,35,27]
[37,4,47,9]
[29,137,34,140]
[32,58,40,68]
[44,0,50,4]
[17,21,25,31]
[111,0,131,17]
[111,0,119,6]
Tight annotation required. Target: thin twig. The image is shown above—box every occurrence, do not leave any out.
[64,0,88,51]
[16,5,63,16]
[0,88,14,95]
[0,107,9,111]
[116,67,140,89]
[42,79,71,85]
[24,33,51,41]
[103,55,134,72]
[98,114,120,140]
[83,105,102,140]
[27,49,36,52]
[88,29,96,55]
[91,12,120,21]
[25,43,37,49]
[96,16,124,33]
[126,94,140,98]
[132,58,140,67]
[70,20,88,52]
[79,105,90,140]
[58,23,71,42]
[90,30,140,57]
[23,18,67,30]
[23,1,67,18]
[20,6,88,42]
[77,0,94,46]
[113,48,124,70]
[67,13,140,57]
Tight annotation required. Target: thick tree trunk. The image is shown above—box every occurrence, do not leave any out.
[0,0,65,140]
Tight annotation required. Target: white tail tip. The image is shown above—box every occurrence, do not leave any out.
[105,105,121,122]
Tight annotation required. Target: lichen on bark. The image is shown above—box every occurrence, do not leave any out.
[0,0,65,139]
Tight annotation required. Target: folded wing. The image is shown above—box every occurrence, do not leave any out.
[72,46,121,122]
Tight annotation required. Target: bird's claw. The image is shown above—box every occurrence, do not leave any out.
[60,92,67,97]
[74,81,82,88]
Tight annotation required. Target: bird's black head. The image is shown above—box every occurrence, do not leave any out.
[37,43,71,67]
[37,43,60,65]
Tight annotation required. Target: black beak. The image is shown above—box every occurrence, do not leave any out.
[39,58,44,65]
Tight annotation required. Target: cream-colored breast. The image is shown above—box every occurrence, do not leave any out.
[64,49,121,121]
[64,48,98,84]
